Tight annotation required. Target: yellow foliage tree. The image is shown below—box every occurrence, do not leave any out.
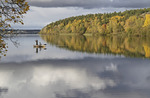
[124,16,137,32]
[0,0,30,31]
[107,16,124,33]
[0,36,7,59]
[143,45,150,57]
[143,14,150,27]
[110,16,124,22]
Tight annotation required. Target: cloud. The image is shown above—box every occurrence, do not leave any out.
[27,0,150,8]
[31,66,115,90]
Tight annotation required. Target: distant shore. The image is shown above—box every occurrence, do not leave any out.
[2,30,40,34]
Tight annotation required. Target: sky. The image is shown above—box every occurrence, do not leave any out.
[12,0,150,29]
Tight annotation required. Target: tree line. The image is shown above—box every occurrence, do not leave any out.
[40,8,150,36]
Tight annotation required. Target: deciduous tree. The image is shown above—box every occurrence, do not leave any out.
[0,0,29,31]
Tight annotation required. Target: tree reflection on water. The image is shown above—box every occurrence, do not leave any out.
[40,34,150,58]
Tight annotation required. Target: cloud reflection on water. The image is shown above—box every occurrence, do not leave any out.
[0,57,150,98]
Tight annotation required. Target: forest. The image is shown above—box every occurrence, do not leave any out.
[40,8,150,36]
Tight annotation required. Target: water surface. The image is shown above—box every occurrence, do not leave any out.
[0,34,150,98]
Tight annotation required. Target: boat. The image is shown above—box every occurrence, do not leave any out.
[33,40,46,48]
[33,45,46,48]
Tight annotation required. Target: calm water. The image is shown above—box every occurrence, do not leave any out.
[0,34,150,98]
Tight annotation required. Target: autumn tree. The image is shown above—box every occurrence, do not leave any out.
[143,14,150,27]
[0,0,29,31]
[0,36,7,60]
[106,16,124,34]
[0,0,29,60]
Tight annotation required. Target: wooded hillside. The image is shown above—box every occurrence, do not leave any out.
[40,8,150,36]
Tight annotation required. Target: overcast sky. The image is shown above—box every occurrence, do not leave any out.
[28,0,150,8]
[12,0,150,29]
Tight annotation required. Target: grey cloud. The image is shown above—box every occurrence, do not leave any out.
[27,0,150,8]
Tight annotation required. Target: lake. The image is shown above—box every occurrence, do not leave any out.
[0,34,150,98]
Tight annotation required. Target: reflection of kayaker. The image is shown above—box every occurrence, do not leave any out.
[33,40,47,53]
[33,40,46,48]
